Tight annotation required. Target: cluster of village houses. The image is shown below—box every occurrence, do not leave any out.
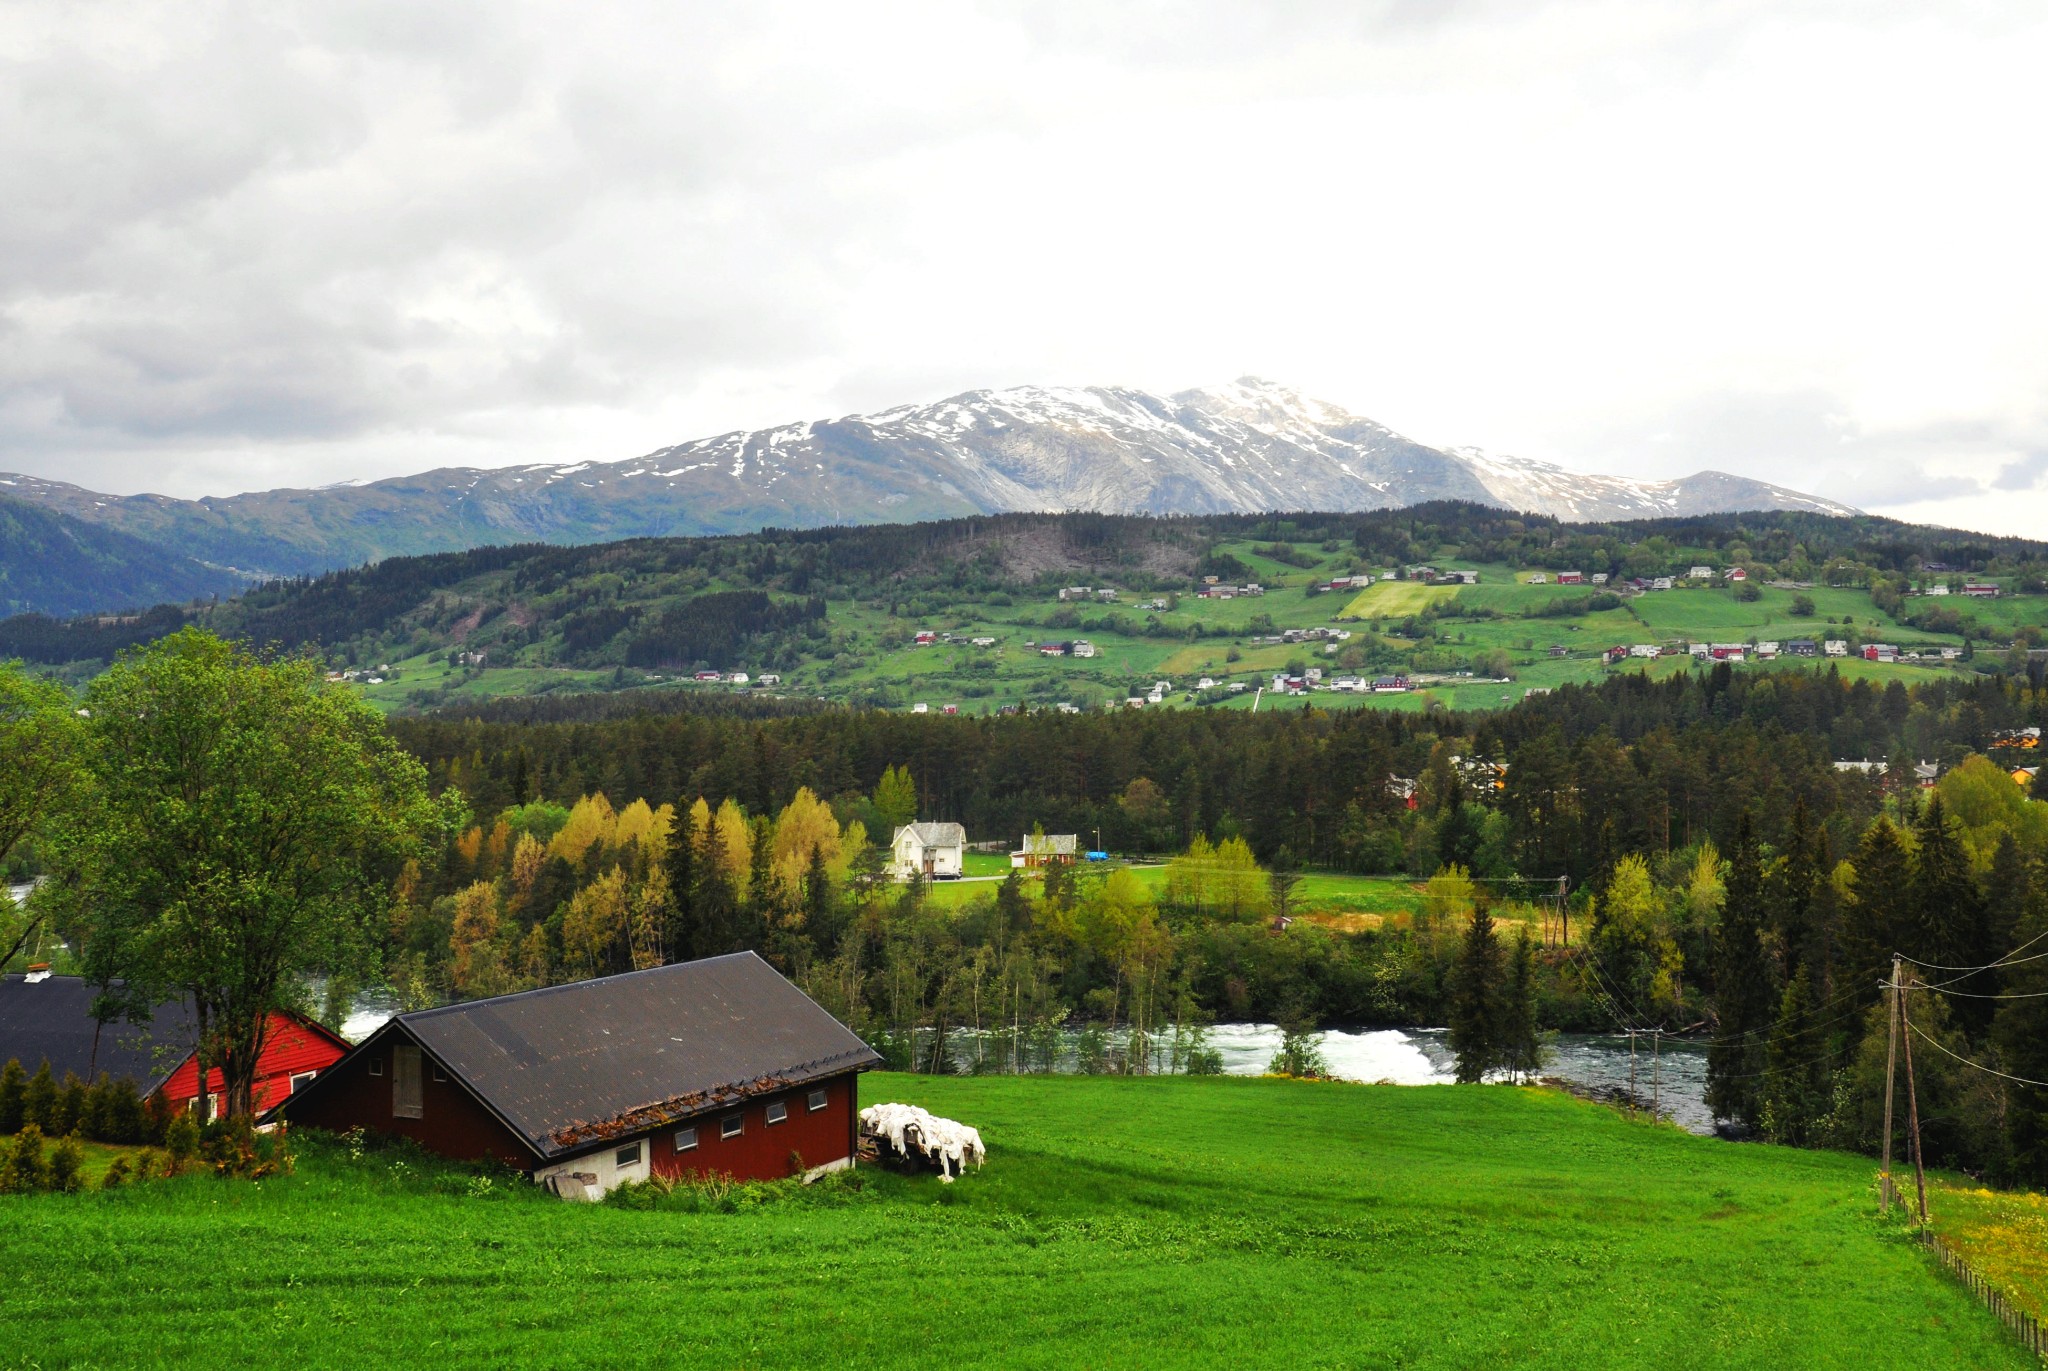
[1601,639,1968,666]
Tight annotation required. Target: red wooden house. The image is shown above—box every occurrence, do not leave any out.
[0,974,349,1115]
[272,952,882,1200]
[158,1010,352,1117]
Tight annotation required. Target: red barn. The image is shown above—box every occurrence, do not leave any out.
[273,952,882,1200]
[0,973,348,1115]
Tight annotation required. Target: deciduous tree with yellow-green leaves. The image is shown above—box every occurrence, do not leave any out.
[48,630,444,1120]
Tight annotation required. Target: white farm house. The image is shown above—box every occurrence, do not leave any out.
[890,823,966,880]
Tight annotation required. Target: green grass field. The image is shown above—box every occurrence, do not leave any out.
[2,1076,2033,1369]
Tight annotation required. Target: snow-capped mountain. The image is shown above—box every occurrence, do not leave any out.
[0,379,1854,577]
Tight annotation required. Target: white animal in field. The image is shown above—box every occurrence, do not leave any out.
[859,1102,986,1181]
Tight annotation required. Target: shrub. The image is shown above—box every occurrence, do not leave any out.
[1,1123,48,1193]
[0,1057,24,1133]
[133,1148,164,1181]
[53,1072,88,1137]
[164,1114,200,1169]
[47,1134,84,1193]
[22,1060,57,1132]
[101,1156,133,1190]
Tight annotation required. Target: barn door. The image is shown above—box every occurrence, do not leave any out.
[392,1045,424,1119]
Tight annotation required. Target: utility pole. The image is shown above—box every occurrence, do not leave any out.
[1628,1030,1638,1119]
[1900,965,1929,1226]
[1881,958,1900,1215]
[1651,1028,1661,1122]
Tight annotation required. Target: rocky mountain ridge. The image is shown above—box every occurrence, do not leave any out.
[2,379,1854,580]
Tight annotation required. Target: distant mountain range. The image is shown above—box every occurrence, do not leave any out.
[0,379,1857,606]
[0,495,245,618]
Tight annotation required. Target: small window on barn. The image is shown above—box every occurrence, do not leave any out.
[806,1089,827,1112]
[615,1143,641,1169]
[289,1071,318,1094]
[674,1127,698,1152]
[431,1064,448,1083]
[368,1056,384,1077]
[766,1101,788,1125]
[720,1114,743,1139]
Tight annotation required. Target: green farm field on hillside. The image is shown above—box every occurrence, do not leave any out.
[1,1075,2034,1369]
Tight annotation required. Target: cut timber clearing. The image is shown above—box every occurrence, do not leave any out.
[1,1075,2035,1369]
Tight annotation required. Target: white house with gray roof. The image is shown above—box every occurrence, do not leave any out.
[891,823,966,880]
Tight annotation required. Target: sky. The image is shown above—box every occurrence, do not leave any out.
[3,0,2046,534]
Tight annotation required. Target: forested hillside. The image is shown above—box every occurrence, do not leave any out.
[6,504,2048,717]
[0,495,244,617]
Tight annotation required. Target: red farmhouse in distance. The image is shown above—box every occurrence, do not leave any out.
[273,952,883,1200]
[0,973,350,1115]
[159,1011,352,1117]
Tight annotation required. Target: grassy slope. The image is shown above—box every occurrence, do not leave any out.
[274,533,2041,715]
[1,1076,2032,1369]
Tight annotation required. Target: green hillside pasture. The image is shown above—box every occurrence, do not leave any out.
[1935,590,2048,637]
[1339,580,1458,618]
[1628,585,1947,648]
[2,1076,2032,1369]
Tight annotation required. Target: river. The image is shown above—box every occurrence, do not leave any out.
[339,996,1717,1135]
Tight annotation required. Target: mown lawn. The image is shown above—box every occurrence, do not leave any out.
[0,1075,2032,1369]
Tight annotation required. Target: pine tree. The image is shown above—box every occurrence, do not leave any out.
[1910,796,1991,1037]
[1449,904,1504,1083]
[53,1071,87,1137]
[1769,799,1817,980]
[0,1057,24,1134]
[1992,854,2048,1185]
[1500,928,1541,1083]
[1762,966,1824,1146]
[1707,815,1775,1128]
[660,795,698,963]
[21,1060,56,1133]
[1841,816,1912,1016]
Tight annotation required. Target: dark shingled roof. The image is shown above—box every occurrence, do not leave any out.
[0,974,196,1092]
[363,952,881,1160]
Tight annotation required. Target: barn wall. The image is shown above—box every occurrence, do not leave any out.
[636,1071,861,1185]
[281,1028,534,1168]
[159,1012,347,1113]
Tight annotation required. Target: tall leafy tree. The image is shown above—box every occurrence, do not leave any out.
[0,664,83,969]
[1707,815,1775,1127]
[50,630,440,1118]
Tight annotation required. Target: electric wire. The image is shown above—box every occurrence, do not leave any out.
[1904,1021,2048,1090]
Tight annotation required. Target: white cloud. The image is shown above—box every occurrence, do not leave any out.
[0,0,2045,534]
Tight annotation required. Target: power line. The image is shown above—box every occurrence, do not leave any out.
[1898,923,2048,976]
[1906,1022,2048,1090]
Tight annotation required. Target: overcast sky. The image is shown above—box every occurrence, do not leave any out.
[4,1,2046,534]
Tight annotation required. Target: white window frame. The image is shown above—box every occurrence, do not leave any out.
[615,1142,642,1169]
[766,1101,788,1125]
[720,1114,744,1139]
[674,1127,698,1152]
[806,1088,828,1112]
[289,1070,318,1094]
